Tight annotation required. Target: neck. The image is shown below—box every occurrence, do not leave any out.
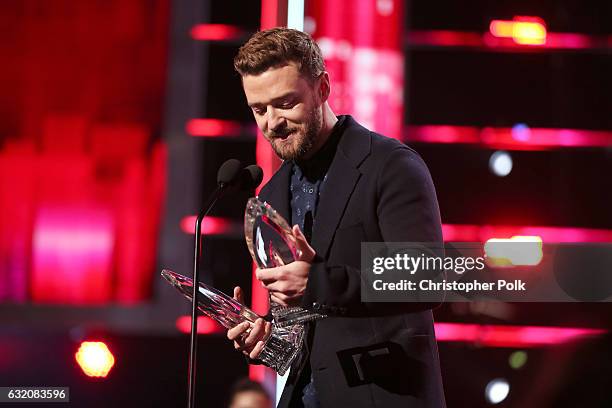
[303,103,337,160]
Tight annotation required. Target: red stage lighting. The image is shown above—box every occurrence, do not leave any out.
[176,316,223,334]
[442,224,612,243]
[408,29,605,51]
[190,24,243,41]
[75,341,115,378]
[185,119,242,137]
[435,323,605,347]
[180,216,240,236]
[406,125,612,150]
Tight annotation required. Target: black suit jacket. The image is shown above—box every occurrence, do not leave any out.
[258,116,446,407]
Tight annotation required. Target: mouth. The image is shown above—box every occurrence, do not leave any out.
[272,131,295,141]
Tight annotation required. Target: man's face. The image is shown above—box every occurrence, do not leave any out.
[242,62,323,161]
[229,391,272,408]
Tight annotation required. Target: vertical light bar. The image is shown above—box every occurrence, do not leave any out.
[252,0,289,397]
[306,0,404,138]
[261,0,288,29]
[276,1,302,400]
[287,0,304,31]
[257,0,286,189]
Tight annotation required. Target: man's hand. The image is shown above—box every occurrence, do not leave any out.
[255,225,316,307]
[226,286,271,359]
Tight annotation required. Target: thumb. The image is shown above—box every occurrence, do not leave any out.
[233,286,244,304]
[293,225,316,262]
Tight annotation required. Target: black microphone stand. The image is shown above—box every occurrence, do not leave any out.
[187,183,226,408]
[186,161,262,408]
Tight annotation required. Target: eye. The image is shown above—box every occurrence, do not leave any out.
[252,106,266,115]
[280,101,296,109]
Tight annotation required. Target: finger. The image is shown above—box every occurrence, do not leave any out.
[271,294,288,307]
[293,225,315,261]
[264,280,289,294]
[249,340,266,359]
[264,321,272,338]
[233,286,244,304]
[236,339,258,353]
[227,321,250,341]
[255,267,281,283]
[236,338,254,353]
[243,319,265,347]
[227,322,249,342]
[269,291,290,301]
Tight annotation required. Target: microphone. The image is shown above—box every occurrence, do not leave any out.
[217,158,243,188]
[241,164,264,190]
[217,160,262,192]
[187,160,262,408]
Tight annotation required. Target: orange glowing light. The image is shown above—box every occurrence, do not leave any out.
[490,17,547,45]
[75,341,115,378]
[490,21,514,38]
[484,236,543,267]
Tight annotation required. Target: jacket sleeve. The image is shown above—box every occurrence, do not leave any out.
[300,146,444,316]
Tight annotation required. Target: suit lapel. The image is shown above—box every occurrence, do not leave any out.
[258,160,292,223]
[311,117,371,259]
[311,153,360,259]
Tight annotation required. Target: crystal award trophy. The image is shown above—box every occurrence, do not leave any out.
[243,197,326,373]
[160,197,325,375]
[244,197,326,325]
[160,269,299,374]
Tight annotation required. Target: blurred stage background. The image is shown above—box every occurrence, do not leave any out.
[0,0,611,406]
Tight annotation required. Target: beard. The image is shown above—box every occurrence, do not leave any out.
[266,106,322,161]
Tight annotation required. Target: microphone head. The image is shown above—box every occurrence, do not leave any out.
[243,164,264,190]
[217,159,243,186]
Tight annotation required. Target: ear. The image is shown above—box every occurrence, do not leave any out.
[317,72,331,103]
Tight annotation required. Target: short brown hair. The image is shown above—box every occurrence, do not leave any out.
[234,28,325,81]
[228,378,271,406]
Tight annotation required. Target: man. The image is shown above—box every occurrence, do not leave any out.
[228,378,273,408]
[227,28,446,407]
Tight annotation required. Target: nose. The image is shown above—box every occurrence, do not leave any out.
[267,107,286,133]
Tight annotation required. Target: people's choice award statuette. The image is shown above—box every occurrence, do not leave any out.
[161,269,299,375]
[244,198,326,371]
[161,197,325,375]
